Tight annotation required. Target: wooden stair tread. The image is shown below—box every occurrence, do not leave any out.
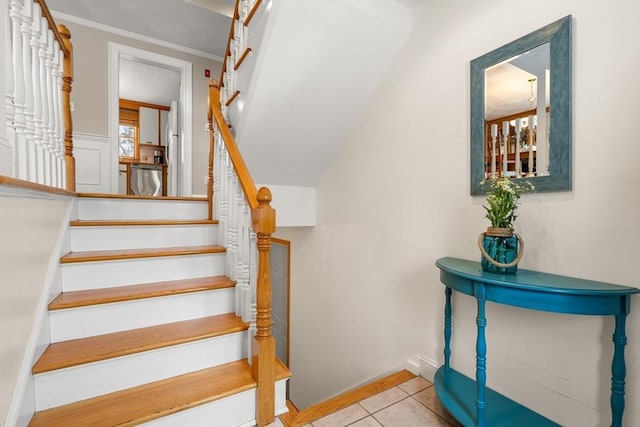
[60,245,225,263]
[29,359,291,427]
[49,276,235,310]
[70,219,218,226]
[78,192,207,201]
[33,314,248,374]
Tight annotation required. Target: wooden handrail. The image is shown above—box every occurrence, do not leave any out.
[35,0,69,56]
[218,0,240,88]
[244,0,263,27]
[234,47,252,70]
[208,80,258,208]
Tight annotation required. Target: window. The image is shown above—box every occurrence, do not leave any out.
[119,123,137,158]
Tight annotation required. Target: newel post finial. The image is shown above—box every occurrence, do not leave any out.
[251,186,276,426]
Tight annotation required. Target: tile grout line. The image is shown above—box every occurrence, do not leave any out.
[301,378,454,427]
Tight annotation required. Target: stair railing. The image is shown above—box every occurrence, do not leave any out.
[2,0,75,191]
[208,80,276,427]
[218,0,261,122]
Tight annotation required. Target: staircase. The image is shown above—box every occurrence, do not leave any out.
[28,194,289,426]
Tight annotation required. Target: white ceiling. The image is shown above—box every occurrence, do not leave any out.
[485,42,550,121]
[46,0,233,59]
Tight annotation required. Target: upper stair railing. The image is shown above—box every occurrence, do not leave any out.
[2,0,75,191]
[218,0,262,123]
[209,80,276,427]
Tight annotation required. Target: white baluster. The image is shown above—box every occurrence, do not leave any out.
[221,102,229,123]
[42,9,56,186]
[39,20,53,186]
[9,0,27,180]
[228,175,239,281]
[234,188,246,319]
[213,126,222,220]
[233,20,242,60]
[30,0,46,184]
[20,0,35,182]
[502,121,508,177]
[44,31,59,186]
[239,0,249,22]
[238,205,252,321]
[249,228,258,328]
[515,118,522,178]
[225,58,235,93]
[219,149,229,248]
[3,0,16,177]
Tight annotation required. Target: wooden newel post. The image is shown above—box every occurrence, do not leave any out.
[58,24,74,192]
[251,187,276,427]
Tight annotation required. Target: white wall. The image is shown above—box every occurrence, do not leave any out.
[281,2,640,426]
[258,185,316,227]
[0,193,71,424]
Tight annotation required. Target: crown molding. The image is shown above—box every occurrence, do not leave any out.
[51,11,224,62]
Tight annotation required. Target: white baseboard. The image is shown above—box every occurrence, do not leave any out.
[327,354,441,404]
[397,355,440,381]
[415,355,440,381]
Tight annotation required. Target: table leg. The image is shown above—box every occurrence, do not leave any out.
[475,283,487,427]
[611,312,627,427]
[444,287,452,371]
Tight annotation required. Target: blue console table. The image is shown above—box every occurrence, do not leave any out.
[434,257,639,427]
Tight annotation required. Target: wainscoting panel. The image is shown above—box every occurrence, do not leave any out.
[74,133,111,193]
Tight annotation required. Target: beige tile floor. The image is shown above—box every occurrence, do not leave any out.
[269,376,462,427]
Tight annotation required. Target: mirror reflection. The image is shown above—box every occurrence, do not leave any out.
[470,15,571,195]
[484,42,550,179]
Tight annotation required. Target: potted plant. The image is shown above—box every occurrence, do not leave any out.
[478,176,534,273]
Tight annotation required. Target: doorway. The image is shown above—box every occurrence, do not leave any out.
[108,43,193,196]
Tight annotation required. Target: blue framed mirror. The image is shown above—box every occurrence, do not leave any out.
[470,15,572,194]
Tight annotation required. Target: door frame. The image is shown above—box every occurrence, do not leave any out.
[108,43,193,195]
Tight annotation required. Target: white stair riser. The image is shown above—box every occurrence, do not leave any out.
[61,253,226,291]
[49,288,235,342]
[144,389,255,427]
[140,379,289,427]
[70,224,218,251]
[34,332,248,411]
[78,198,207,220]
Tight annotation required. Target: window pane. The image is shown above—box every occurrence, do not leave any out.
[119,125,135,157]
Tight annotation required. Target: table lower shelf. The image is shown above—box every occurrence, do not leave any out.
[434,366,560,427]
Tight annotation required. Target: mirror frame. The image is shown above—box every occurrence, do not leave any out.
[470,15,572,195]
